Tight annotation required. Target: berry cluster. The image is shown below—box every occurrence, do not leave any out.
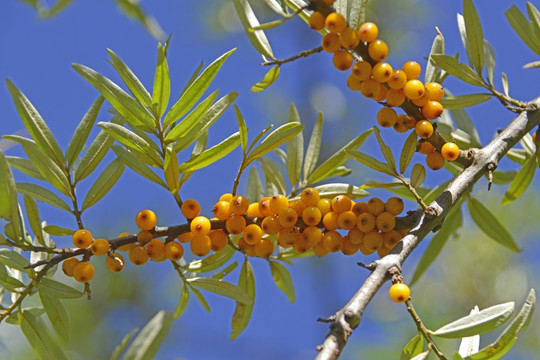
[307,2,461,170]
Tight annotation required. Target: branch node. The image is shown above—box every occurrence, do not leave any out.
[357,261,377,271]
[317,315,337,323]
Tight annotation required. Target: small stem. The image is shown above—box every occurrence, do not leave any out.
[68,176,84,230]
[405,299,447,360]
[398,175,428,211]
[263,47,324,67]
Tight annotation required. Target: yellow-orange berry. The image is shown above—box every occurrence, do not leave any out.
[418,141,435,155]
[277,208,298,228]
[359,241,375,255]
[339,27,360,49]
[441,142,460,161]
[325,12,347,33]
[73,229,93,249]
[422,101,444,120]
[377,107,398,128]
[333,50,354,71]
[356,212,376,232]
[341,236,359,255]
[415,120,434,139]
[62,257,80,277]
[313,242,330,257]
[230,195,249,215]
[191,235,212,257]
[269,194,289,215]
[135,210,157,231]
[338,211,357,230]
[426,151,445,170]
[322,212,339,230]
[385,89,406,107]
[117,232,135,252]
[146,240,165,261]
[378,245,391,257]
[254,238,274,257]
[181,199,200,219]
[106,253,125,272]
[425,82,444,101]
[372,84,387,102]
[382,230,401,249]
[368,39,389,61]
[375,212,396,232]
[129,245,149,266]
[387,69,407,89]
[165,241,184,261]
[91,238,110,256]
[402,61,421,80]
[261,216,281,235]
[73,262,95,283]
[412,91,431,107]
[347,74,363,91]
[385,197,404,215]
[403,80,425,100]
[303,226,323,247]
[358,22,378,42]
[190,216,211,236]
[332,195,352,213]
[213,201,231,220]
[258,197,273,217]
[322,33,341,53]
[293,235,310,254]
[367,197,385,216]
[302,206,322,226]
[363,230,383,251]
[289,200,306,217]
[301,188,320,207]
[309,11,326,30]
[137,230,153,246]
[219,193,233,202]
[352,61,372,81]
[316,199,332,217]
[352,201,369,216]
[322,230,343,252]
[177,232,194,243]
[372,62,393,83]
[243,224,263,245]
[209,230,228,252]
[389,283,410,302]
[246,203,262,218]
[348,227,364,244]
[532,131,540,147]
[360,78,382,98]
[238,238,256,257]
[277,227,298,247]
[225,215,246,235]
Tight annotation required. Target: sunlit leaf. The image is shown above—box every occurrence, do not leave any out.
[121,310,174,360]
[247,122,304,163]
[231,259,255,340]
[178,132,240,173]
[312,183,368,199]
[188,277,252,304]
[247,166,264,204]
[269,261,295,302]
[505,5,540,55]
[287,104,303,187]
[0,151,21,229]
[173,283,190,319]
[251,66,280,92]
[463,0,484,73]
[16,183,70,212]
[233,0,275,59]
[373,126,396,172]
[303,112,323,181]
[400,334,424,360]
[186,246,235,273]
[347,150,396,177]
[431,55,484,86]
[20,309,69,360]
[152,43,170,118]
[440,94,492,109]
[24,195,44,245]
[410,163,426,188]
[6,156,45,181]
[0,263,25,291]
[234,105,248,153]
[112,145,167,188]
[502,151,537,205]
[110,328,139,360]
[164,145,180,194]
[258,155,287,195]
[43,225,75,236]
[211,261,238,280]
[458,308,480,357]
[425,27,445,84]
[0,248,31,273]
[484,40,496,86]
[399,132,417,175]
[82,159,125,210]
[190,285,211,312]
[38,277,84,299]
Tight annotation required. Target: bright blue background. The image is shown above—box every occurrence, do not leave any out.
[0,1,539,359]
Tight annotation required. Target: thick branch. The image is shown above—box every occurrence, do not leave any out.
[315,97,540,360]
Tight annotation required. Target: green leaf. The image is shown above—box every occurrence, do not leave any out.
[347,0,368,30]
[110,328,139,360]
[6,79,65,167]
[188,277,253,305]
[16,183,71,213]
[440,94,492,109]
[234,105,248,153]
[190,285,211,312]
[411,351,430,360]
[399,131,417,175]
[431,55,484,86]
[186,245,235,273]
[425,27,445,84]
[458,308,480,357]
[309,128,373,184]
[82,159,125,210]
[258,155,287,195]
[173,92,238,153]
[251,66,280,92]
[468,198,520,251]
[0,151,21,229]
[312,183,369,199]
[107,49,153,109]
[411,208,462,286]
[247,166,264,204]
[0,263,25,291]
[528,3,540,43]
[178,132,240,173]
[484,40,496,86]
[501,72,510,97]
[231,259,255,340]
[491,170,518,185]
[151,43,170,118]
[24,195,44,246]
[286,104,303,187]
[164,145,180,194]
[233,0,275,59]
[463,0,484,73]
[269,260,295,302]
[0,248,31,272]
[173,282,190,319]
[347,150,397,177]
[38,277,84,298]
[43,225,75,236]
[401,334,424,360]
[432,302,514,338]
[502,155,537,205]
[164,49,236,126]
[115,0,165,41]
[20,309,69,360]
[39,291,71,341]
[121,310,174,360]
[505,5,540,55]
[247,122,304,163]
[373,127,396,173]
[39,0,74,17]
[303,113,323,182]
[112,145,167,188]
[211,261,238,280]
[410,164,426,188]
[6,156,45,181]
[65,96,105,167]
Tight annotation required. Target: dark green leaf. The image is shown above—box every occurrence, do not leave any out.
[188,277,253,304]
[400,131,417,174]
[251,66,280,92]
[0,151,20,228]
[39,291,71,341]
[234,105,248,153]
[425,27,445,84]
[258,155,287,195]
[431,55,484,86]
[502,155,537,205]
[151,43,170,118]
[269,261,295,302]
[233,0,275,59]
[20,309,69,360]
[82,159,125,210]
[440,94,492,109]
[121,310,174,360]
[303,113,323,181]
[410,164,426,188]
[505,5,540,55]
[463,0,484,73]
[287,103,303,187]
[178,133,240,173]
[400,334,424,360]
[347,150,397,177]
[173,283,190,319]
[186,245,235,273]
[112,145,167,188]
[247,122,304,163]
[24,195,44,246]
[231,259,255,340]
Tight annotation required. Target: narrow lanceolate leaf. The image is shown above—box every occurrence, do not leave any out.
[348,0,368,30]
[6,156,44,181]
[110,328,139,360]
[174,92,238,153]
[251,66,280,92]
[247,167,264,203]
[231,259,255,340]
[313,183,369,199]
[440,94,492,109]
[287,104,303,187]
[309,128,373,184]
[20,309,69,360]
[152,43,170,119]
[468,198,520,251]
[466,289,536,360]
[400,131,417,174]
[82,159,125,210]
[347,150,397,177]
[16,183,71,212]
[269,261,295,303]
[164,145,180,194]
[43,225,75,236]
[501,72,510,97]
[502,155,537,205]
[121,310,174,360]
[463,0,484,73]
[24,195,44,245]
[112,146,167,188]
[234,105,248,153]
[303,112,323,181]
[411,208,461,286]
[65,96,105,167]
[529,3,540,42]
[410,163,426,188]
[173,283,190,319]
[6,79,65,167]
[425,27,445,84]
[39,291,71,342]
[458,307,480,357]
[0,151,20,227]
[72,64,155,130]
[98,122,162,167]
[164,49,236,126]
[186,245,235,273]
[38,277,84,298]
[373,127,396,171]
[431,302,514,338]
[431,55,484,86]
[107,49,153,108]
[188,277,252,305]
[178,132,240,173]
[401,334,424,360]
[505,5,540,55]
[0,263,25,291]
[247,122,304,163]
[190,285,211,312]
[233,0,275,59]
[258,156,287,195]
[484,40,496,86]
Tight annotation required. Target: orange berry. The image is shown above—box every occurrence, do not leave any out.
[332,195,352,213]
[146,240,165,261]
[190,216,211,236]
[425,82,444,101]
[426,151,445,170]
[363,230,383,251]
[402,61,421,80]
[322,33,341,53]
[230,195,249,215]
[398,114,416,130]
[136,210,157,231]
[165,241,184,261]
[269,194,289,215]
[375,212,396,232]
[441,142,460,161]
[352,61,372,81]
[191,235,212,257]
[341,236,359,255]
[377,107,398,128]
[322,230,343,252]
[73,261,95,283]
[117,232,135,252]
[137,230,153,246]
[91,238,110,256]
[303,226,323,247]
[254,238,274,257]
[387,69,407,89]
[360,78,382,98]
[289,200,306,217]
[177,232,194,243]
[313,242,330,257]
[368,39,389,61]
[367,197,385,216]
[293,234,310,254]
[358,22,379,42]
[358,241,375,255]
[347,74,363,91]
[323,212,339,229]
[243,224,263,245]
[356,212,376,232]
[301,187,320,207]
[382,230,402,249]
[348,227,364,244]
[246,203,262,218]
[339,27,360,49]
[372,84,387,102]
[62,257,80,277]
[372,62,393,83]
[384,89,405,107]
[352,201,369,216]
[403,80,425,100]
[422,101,444,120]
[181,199,200,219]
[73,229,93,249]
[316,199,332,217]
[325,12,347,33]
[129,245,149,265]
[378,245,391,258]
[338,211,357,230]
[412,91,431,107]
[415,120,434,139]
[333,50,354,71]
[209,229,228,252]
[389,283,410,302]
[213,201,231,220]
[106,253,125,272]
[309,11,326,31]
[258,197,273,217]
[238,238,256,256]
[219,193,233,202]
[393,117,410,133]
[418,141,435,154]
[302,206,322,226]
[225,215,246,235]
[277,227,298,247]
[385,197,404,216]
[261,215,281,235]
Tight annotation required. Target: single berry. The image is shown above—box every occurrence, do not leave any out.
[106,253,125,272]
[325,12,347,33]
[375,212,396,232]
[190,216,211,236]
[372,84,387,102]
[356,212,376,232]
[389,283,410,302]
[415,120,434,139]
[277,227,298,247]
[209,230,228,252]
[402,61,421,80]
[219,193,233,202]
[347,74,363,91]
[303,226,323,247]
[363,230,383,251]
[230,195,249,215]
[425,82,444,101]
[146,239,166,261]
[91,238,110,256]
[351,201,369,216]
[382,230,402,249]
[135,209,157,231]
[177,232,194,243]
[258,197,274,217]
[339,27,360,49]
[372,62,393,83]
[254,238,274,257]
[278,208,298,228]
[302,206,322,226]
[418,141,435,154]
[377,107,398,128]
[246,202,262,218]
[422,101,444,120]
[191,235,212,257]
[358,241,375,255]
[332,195,352,213]
[309,11,326,31]
[360,79,382,98]
[348,227,364,244]
[301,187,320,207]
[181,199,200,219]
[322,231,343,252]
[73,229,93,249]
[269,194,289,215]
[293,235,310,254]
[385,89,406,107]
[333,50,354,71]
[62,257,80,277]
[322,33,341,53]
[426,151,445,170]
[73,262,95,283]
[261,215,281,235]
[367,197,385,216]
[213,201,232,220]
[412,91,431,107]
[117,232,135,252]
[313,243,330,257]
[243,224,263,245]
[441,142,460,161]
[385,197,404,215]
[289,200,306,217]
[368,39,389,61]
[165,241,184,261]
[316,199,332,217]
[341,235,359,255]
[225,215,246,234]
[387,69,407,89]
[129,245,149,266]
[403,80,425,100]
[352,61,372,81]
[337,211,357,230]
[358,22,379,42]
[137,230,153,246]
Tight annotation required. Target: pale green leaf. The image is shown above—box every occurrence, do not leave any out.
[303,112,323,181]
[0,263,25,291]
[347,0,368,30]
[0,248,31,273]
[502,155,537,205]
[188,277,252,305]
[258,155,287,195]
[16,183,71,212]
[484,40,496,86]
[190,285,211,312]
[269,261,295,302]
[501,72,510,97]
[38,277,84,298]
[231,259,255,340]
[24,195,44,246]
[287,103,303,187]
[505,5,540,55]
[233,0,275,59]
[400,131,417,174]
[121,310,174,360]
[347,150,397,177]
[400,334,424,360]
[440,94,492,109]
[43,225,75,236]
[410,164,426,188]
[234,105,248,153]
[425,28,445,84]
[431,55,484,86]
[178,133,240,173]
[82,159,125,210]
[6,156,45,181]
[0,151,21,228]
[247,167,264,204]
[211,261,238,280]
[373,126,396,174]
[313,183,369,199]
[458,308,480,357]
[20,309,69,360]
[39,291,71,341]
[463,0,484,73]
[251,66,280,92]
[186,245,235,273]
[173,283,190,319]
[164,145,180,194]
[151,43,170,118]
[247,122,304,163]
[112,145,167,188]
[109,328,139,360]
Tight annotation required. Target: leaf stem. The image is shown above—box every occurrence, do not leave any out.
[405,299,447,360]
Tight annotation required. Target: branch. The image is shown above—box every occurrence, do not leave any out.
[315,97,540,359]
